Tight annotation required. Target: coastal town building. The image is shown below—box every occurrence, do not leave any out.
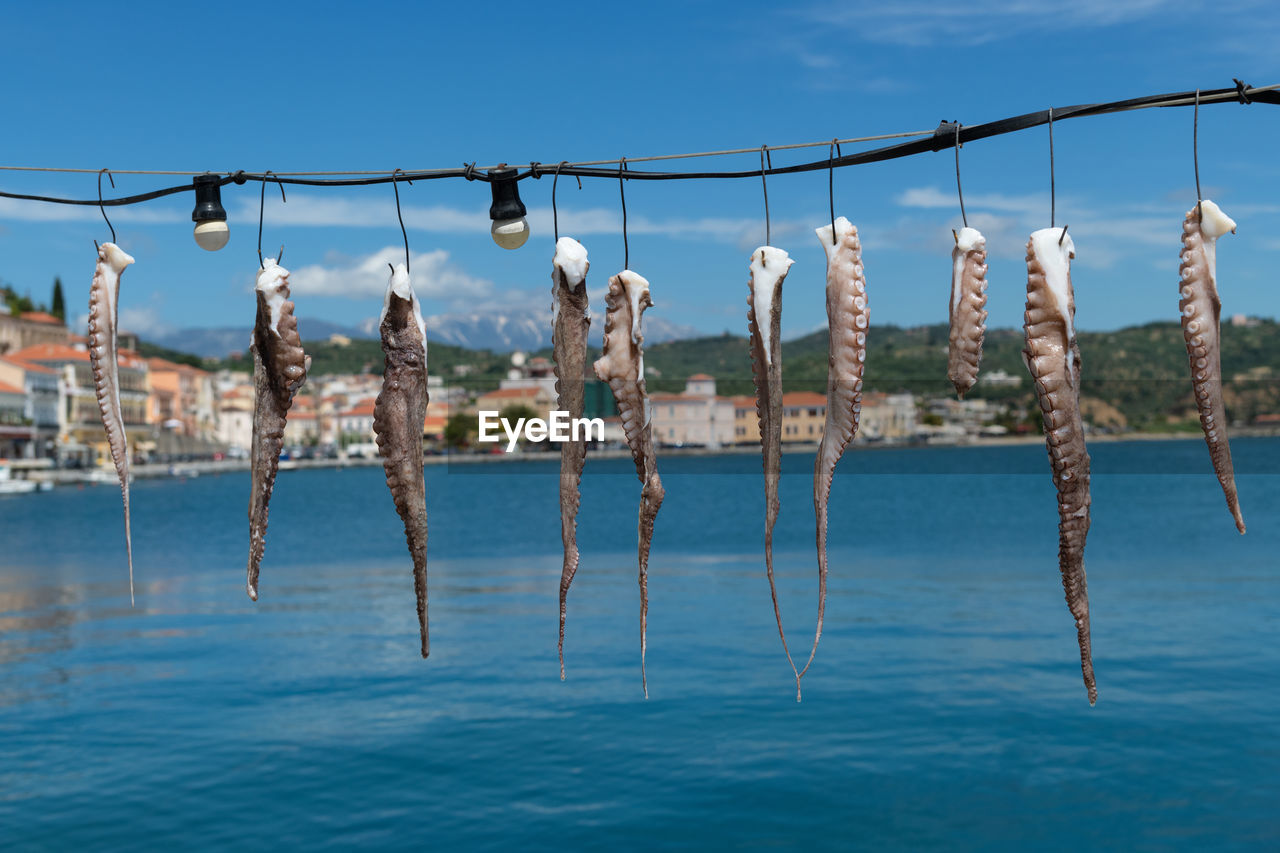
[858,392,918,440]
[10,341,150,466]
[473,385,557,421]
[0,308,70,354]
[0,356,61,458]
[732,396,759,445]
[146,358,218,442]
[650,374,735,448]
[781,391,826,443]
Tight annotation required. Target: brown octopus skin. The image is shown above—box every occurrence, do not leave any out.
[947,229,989,398]
[806,218,868,697]
[246,261,308,602]
[1179,204,1245,534]
[1023,230,1097,706]
[87,242,136,603]
[373,283,431,658]
[746,247,799,692]
[552,239,591,679]
[592,271,664,698]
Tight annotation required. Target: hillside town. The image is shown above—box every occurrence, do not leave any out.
[0,301,1030,479]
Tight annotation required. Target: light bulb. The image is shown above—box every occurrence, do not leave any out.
[491,217,530,250]
[191,174,230,251]
[193,220,230,251]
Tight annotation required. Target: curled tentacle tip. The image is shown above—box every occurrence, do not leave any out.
[247,586,258,602]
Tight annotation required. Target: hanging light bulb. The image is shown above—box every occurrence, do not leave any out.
[488,166,529,249]
[191,174,230,251]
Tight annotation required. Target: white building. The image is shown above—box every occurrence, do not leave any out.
[650,374,735,448]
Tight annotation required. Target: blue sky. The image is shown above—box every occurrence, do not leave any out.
[1,1,1277,346]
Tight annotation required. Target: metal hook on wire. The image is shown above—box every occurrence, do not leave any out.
[258,170,286,269]
[551,160,581,244]
[828,139,841,245]
[760,145,772,247]
[619,157,629,270]
[95,168,115,251]
[954,123,968,230]
[1047,107,1069,245]
[1194,89,1203,219]
[390,168,411,273]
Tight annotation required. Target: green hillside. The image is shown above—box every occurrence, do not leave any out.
[641,320,1280,431]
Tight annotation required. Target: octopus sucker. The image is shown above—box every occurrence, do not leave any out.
[247,259,308,602]
[1179,201,1245,534]
[87,241,137,604]
[551,237,591,679]
[373,262,431,658]
[804,217,868,700]
[746,246,800,691]
[948,227,989,397]
[1023,228,1096,705]
[593,270,663,698]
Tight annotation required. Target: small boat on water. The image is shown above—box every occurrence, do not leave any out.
[0,462,39,495]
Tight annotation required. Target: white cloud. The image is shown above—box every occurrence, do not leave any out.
[806,0,1179,46]
[288,246,494,307]
[0,197,186,225]
[71,305,174,338]
[234,192,779,245]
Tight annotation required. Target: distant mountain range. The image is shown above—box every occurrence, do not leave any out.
[153,309,702,358]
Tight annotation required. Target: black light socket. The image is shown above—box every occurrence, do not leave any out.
[487,167,526,221]
[191,174,227,223]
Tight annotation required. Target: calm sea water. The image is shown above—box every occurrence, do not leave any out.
[2,438,1278,850]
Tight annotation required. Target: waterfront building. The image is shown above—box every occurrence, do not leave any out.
[216,387,254,452]
[473,386,556,421]
[10,342,149,466]
[731,396,759,445]
[146,358,218,442]
[780,391,826,443]
[859,392,918,440]
[650,374,735,448]
[0,356,61,459]
[0,308,70,354]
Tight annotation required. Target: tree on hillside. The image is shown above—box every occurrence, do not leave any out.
[50,277,65,322]
[444,412,473,449]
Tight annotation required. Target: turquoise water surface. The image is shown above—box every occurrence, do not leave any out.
[1,438,1278,849]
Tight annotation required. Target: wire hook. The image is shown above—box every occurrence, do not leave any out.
[619,157,629,270]
[828,139,840,245]
[760,145,772,247]
[391,168,411,273]
[954,123,968,229]
[1194,89,1203,219]
[551,160,580,243]
[97,168,115,249]
[258,171,287,269]
[1048,107,1056,229]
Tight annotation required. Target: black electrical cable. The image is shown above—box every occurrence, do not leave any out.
[1,82,1276,208]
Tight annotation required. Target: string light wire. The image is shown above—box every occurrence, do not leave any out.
[0,82,1275,209]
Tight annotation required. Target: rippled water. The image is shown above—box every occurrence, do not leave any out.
[2,438,1278,849]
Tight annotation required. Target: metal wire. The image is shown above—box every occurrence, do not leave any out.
[619,158,629,269]
[257,171,286,269]
[98,169,115,245]
[1048,107,1055,229]
[954,124,967,229]
[1194,89,1203,219]
[1,81,1275,207]
[390,169,410,273]
[760,145,772,246]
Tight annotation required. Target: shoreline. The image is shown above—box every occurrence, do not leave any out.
[21,428,1279,485]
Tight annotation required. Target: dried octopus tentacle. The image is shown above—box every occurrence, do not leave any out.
[87,242,136,604]
[246,259,308,601]
[746,246,799,690]
[1179,201,1245,534]
[947,227,989,398]
[1023,228,1096,705]
[593,270,663,698]
[373,263,431,657]
[803,217,868,698]
[552,238,591,678]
